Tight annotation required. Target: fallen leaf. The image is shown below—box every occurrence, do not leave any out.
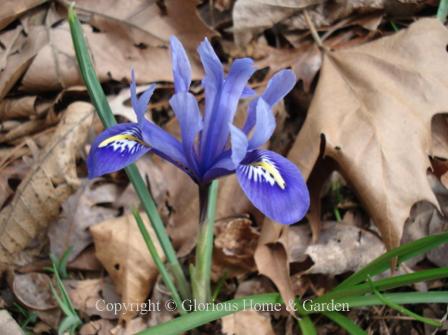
[232,0,421,46]
[0,102,94,269]
[0,24,47,99]
[0,0,48,30]
[431,114,448,160]
[280,222,385,275]
[403,175,448,267]
[289,18,448,250]
[79,319,115,335]
[0,310,23,335]
[222,310,275,335]
[22,0,214,91]
[48,180,120,261]
[66,278,121,319]
[12,272,57,310]
[90,212,164,321]
[222,279,276,335]
[213,217,259,279]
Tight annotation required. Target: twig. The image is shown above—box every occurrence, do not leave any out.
[303,10,327,51]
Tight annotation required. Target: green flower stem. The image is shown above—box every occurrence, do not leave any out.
[191,180,219,304]
[133,210,186,315]
[67,5,190,300]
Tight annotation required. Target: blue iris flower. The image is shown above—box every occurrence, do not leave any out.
[87,36,310,224]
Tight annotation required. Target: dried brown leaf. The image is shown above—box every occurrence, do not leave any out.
[0,25,47,99]
[22,0,214,91]
[213,217,259,279]
[66,278,121,319]
[12,272,57,310]
[90,212,163,321]
[48,180,120,261]
[0,0,47,30]
[0,102,93,268]
[290,19,448,250]
[0,310,23,335]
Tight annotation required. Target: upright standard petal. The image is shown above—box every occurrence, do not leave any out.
[243,69,296,134]
[200,58,255,165]
[229,124,248,166]
[87,123,150,178]
[130,69,156,123]
[248,98,275,149]
[169,92,202,175]
[170,36,192,93]
[236,150,309,224]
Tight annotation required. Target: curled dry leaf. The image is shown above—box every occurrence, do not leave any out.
[403,175,448,267]
[213,217,259,279]
[0,102,93,269]
[290,19,448,250]
[280,222,385,275]
[12,272,57,310]
[90,212,164,321]
[256,220,385,307]
[0,24,47,99]
[0,96,46,120]
[48,180,120,262]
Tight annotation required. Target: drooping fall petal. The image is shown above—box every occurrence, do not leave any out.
[236,150,309,224]
[87,123,150,178]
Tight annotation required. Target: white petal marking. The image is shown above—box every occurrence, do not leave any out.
[241,154,286,189]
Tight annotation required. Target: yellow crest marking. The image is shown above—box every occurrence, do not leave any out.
[98,134,147,148]
[251,161,286,189]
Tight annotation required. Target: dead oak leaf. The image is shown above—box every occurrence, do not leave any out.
[289,18,448,250]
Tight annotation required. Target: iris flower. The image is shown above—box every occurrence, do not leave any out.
[87,37,309,224]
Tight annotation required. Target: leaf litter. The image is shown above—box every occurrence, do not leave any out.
[0,0,448,333]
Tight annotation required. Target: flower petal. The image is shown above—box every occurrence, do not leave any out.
[248,97,275,149]
[236,150,309,224]
[229,124,248,166]
[242,69,296,134]
[130,69,156,123]
[169,92,202,175]
[170,36,192,93]
[200,57,255,165]
[87,123,150,178]
[140,119,194,178]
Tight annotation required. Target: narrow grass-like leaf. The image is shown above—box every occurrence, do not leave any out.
[136,293,282,335]
[317,267,448,302]
[67,5,190,299]
[132,210,186,314]
[298,316,317,335]
[334,291,448,308]
[335,231,448,290]
[323,312,367,335]
[437,0,448,22]
[367,276,442,327]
